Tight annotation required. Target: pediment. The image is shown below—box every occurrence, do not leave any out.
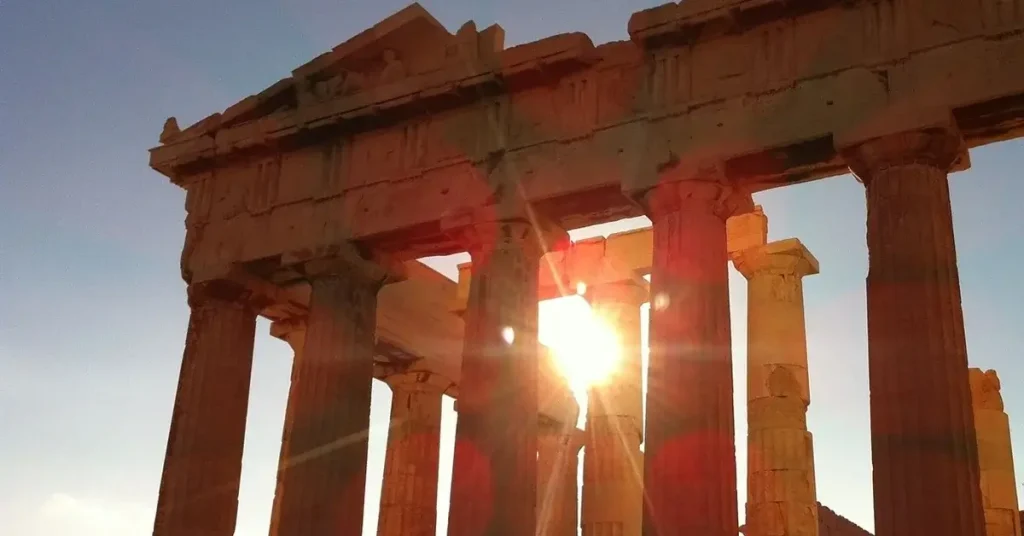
[158,3,505,146]
[293,3,451,82]
[289,3,506,109]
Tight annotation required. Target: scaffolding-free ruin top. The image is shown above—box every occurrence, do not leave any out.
[150,0,1024,284]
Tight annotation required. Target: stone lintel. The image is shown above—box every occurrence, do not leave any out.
[450,242,646,314]
[584,279,649,308]
[733,238,820,278]
[726,205,768,258]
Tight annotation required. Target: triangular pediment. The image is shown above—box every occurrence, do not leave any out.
[293,3,452,81]
[159,2,503,144]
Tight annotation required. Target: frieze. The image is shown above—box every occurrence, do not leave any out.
[158,1,1024,279]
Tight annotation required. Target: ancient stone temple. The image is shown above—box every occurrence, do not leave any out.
[147,1,1024,535]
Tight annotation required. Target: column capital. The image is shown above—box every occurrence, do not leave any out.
[381,369,456,396]
[732,238,819,280]
[586,281,649,308]
[269,318,306,354]
[640,178,754,223]
[440,205,569,259]
[841,128,967,183]
[282,242,406,286]
[187,279,266,310]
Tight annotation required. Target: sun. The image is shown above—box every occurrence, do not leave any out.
[538,296,622,396]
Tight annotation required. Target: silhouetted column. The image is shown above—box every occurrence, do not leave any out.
[272,247,398,536]
[377,371,451,536]
[640,177,752,536]
[733,237,820,536]
[538,422,583,536]
[583,282,646,536]
[152,280,258,536]
[843,128,985,536]
[445,210,567,536]
[969,369,1021,536]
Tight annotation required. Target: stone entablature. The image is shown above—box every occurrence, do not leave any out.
[448,210,771,300]
[151,1,1024,285]
[451,234,649,314]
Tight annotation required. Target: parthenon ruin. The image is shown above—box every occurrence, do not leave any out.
[148,1,1024,535]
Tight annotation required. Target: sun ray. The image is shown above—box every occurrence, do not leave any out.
[539,297,623,401]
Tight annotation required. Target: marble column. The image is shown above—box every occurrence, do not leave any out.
[267,319,305,536]
[733,238,820,536]
[272,248,396,536]
[538,421,583,536]
[152,280,258,536]
[446,212,566,536]
[843,128,985,536]
[969,369,1021,536]
[640,178,752,536]
[377,371,450,536]
[582,282,646,536]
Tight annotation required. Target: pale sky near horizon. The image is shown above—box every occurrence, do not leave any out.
[2,1,1023,535]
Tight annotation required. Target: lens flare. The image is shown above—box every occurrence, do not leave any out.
[539,297,622,396]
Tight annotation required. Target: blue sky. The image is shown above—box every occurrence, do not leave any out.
[2,1,1022,535]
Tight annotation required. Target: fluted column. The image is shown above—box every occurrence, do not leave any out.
[446,210,567,536]
[640,177,751,536]
[843,128,985,536]
[153,280,258,536]
[969,369,1021,536]
[538,421,583,536]
[267,319,306,536]
[272,247,397,536]
[377,371,451,536]
[733,237,820,536]
[583,282,646,536]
